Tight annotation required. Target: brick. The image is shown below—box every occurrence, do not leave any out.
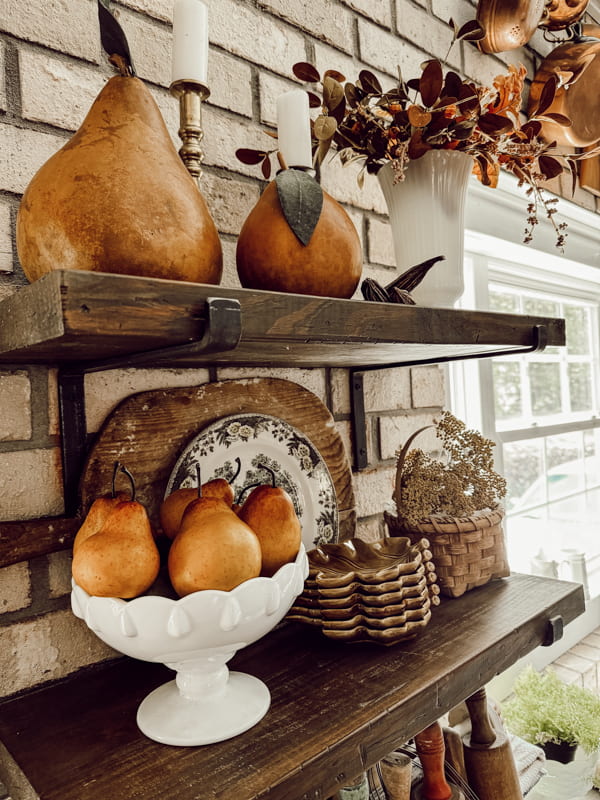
[0,562,31,613]
[321,157,387,214]
[0,0,99,63]
[362,367,412,413]
[0,610,116,698]
[19,50,106,131]
[0,371,31,441]
[411,365,445,408]
[0,201,12,274]
[331,368,351,415]
[210,0,306,78]
[368,217,395,267]
[84,368,211,432]
[430,0,475,30]
[340,0,392,27]
[353,464,396,517]
[118,0,172,23]
[0,42,6,113]
[0,448,63,521]
[395,2,459,67]
[113,7,171,88]
[220,238,241,289]
[214,368,327,403]
[255,0,355,53]
[0,125,67,195]
[203,106,271,177]
[554,652,597,691]
[378,412,439,460]
[358,18,426,81]
[48,550,72,599]
[202,172,259,236]
[208,51,253,118]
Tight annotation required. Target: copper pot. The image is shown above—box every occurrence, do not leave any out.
[539,0,590,31]
[527,24,600,147]
[476,0,547,53]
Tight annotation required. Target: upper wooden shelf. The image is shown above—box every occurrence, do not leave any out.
[0,574,584,800]
[0,270,565,370]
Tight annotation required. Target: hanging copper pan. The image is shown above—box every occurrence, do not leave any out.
[476,0,547,54]
[527,24,600,148]
[539,0,590,31]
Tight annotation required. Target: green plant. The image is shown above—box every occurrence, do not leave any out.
[502,665,600,754]
[392,411,506,526]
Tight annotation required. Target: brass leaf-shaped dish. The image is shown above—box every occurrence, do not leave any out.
[476,0,547,53]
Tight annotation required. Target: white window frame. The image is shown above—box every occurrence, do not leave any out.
[448,172,600,680]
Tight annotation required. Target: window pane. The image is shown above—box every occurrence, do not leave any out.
[490,290,519,314]
[504,439,545,511]
[492,362,522,420]
[565,305,590,355]
[523,297,559,318]
[568,363,592,412]
[529,362,562,415]
[545,433,584,501]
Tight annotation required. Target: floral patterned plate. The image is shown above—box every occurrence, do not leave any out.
[165,413,338,549]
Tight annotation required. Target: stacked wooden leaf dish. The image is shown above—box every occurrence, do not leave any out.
[287,537,440,644]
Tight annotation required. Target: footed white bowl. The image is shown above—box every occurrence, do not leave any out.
[71,544,308,746]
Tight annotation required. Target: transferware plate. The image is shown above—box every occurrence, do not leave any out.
[165,413,338,549]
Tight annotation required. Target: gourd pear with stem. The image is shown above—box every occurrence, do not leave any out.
[160,458,241,540]
[167,466,262,596]
[238,464,302,576]
[73,460,130,556]
[72,464,160,599]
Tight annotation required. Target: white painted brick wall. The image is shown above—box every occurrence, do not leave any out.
[118,0,172,24]
[210,0,307,77]
[363,367,412,413]
[0,449,64,521]
[255,0,355,53]
[0,201,12,274]
[0,42,6,113]
[378,412,439,461]
[411,365,446,407]
[358,18,426,81]
[0,0,100,64]
[0,562,31,614]
[0,126,67,195]
[0,372,31,441]
[202,172,260,236]
[19,50,107,130]
[395,2,458,68]
[340,0,392,27]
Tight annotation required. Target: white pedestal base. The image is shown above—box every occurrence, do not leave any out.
[136,671,270,746]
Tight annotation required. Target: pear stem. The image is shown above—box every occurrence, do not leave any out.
[196,463,202,498]
[257,462,277,488]
[111,460,122,498]
[119,464,136,502]
[230,457,242,483]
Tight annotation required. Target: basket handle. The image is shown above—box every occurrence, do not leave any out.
[392,425,434,509]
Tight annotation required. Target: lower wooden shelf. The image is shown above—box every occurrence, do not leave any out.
[0,574,585,800]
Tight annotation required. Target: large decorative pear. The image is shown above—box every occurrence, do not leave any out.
[236,170,362,299]
[16,75,222,284]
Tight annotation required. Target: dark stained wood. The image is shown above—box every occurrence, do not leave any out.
[0,516,79,567]
[0,575,585,800]
[0,270,565,368]
[80,378,355,536]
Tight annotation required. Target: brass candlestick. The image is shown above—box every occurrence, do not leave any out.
[169,79,210,180]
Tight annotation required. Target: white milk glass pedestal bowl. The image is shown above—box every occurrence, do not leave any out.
[71,544,308,746]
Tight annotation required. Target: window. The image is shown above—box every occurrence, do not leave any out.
[451,173,600,609]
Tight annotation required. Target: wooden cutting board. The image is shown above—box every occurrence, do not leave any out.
[80,377,356,540]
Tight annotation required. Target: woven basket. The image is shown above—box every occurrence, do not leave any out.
[384,508,509,598]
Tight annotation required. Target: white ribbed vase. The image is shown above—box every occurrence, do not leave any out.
[377,149,473,307]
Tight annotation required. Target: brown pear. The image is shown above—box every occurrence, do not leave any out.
[17,75,222,284]
[72,499,160,599]
[168,498,261,596]
[236,179,362,298]
[160,480,235,540]
[238,484,302,576]
[73,492,129,556]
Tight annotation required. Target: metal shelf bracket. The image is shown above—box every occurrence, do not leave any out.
[350,324,548,471]
[57,297,242,516]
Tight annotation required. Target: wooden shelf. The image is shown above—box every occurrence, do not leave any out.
[0,270,565,369]
[0,574,585,800]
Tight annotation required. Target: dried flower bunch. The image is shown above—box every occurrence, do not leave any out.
[237,20,599,250]
[393,411,506,526]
